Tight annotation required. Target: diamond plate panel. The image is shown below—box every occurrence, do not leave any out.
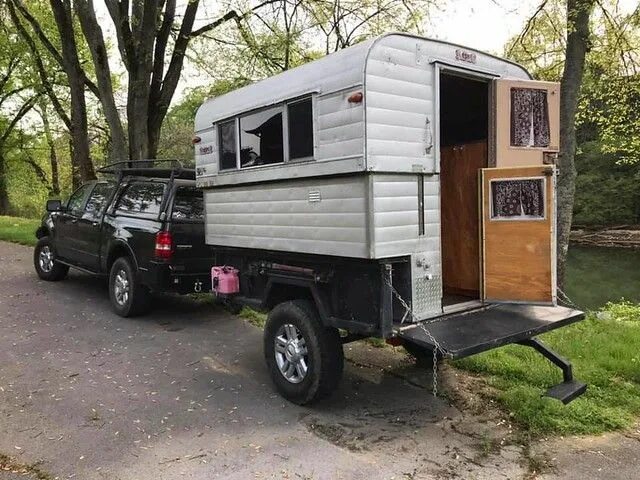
[411,253,442,320]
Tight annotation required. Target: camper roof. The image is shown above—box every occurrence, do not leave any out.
[195,33,531,130]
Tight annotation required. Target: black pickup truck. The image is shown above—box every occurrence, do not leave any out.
[33,161,211,317]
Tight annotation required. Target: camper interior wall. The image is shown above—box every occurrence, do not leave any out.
[438,72,489,307]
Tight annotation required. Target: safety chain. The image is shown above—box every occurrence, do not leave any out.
[385,278,448,398]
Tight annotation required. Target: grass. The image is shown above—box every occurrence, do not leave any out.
[239,307,267,328]
[452,301,640,436]
[0,215,39,246]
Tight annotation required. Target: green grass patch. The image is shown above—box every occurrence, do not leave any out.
[0,215,39,246]
[452,301,640,436]
[239,307,267,328]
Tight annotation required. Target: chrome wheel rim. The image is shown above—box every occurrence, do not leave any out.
[39,246,54,273]
[113,269,130,306]
[274,324,309,384]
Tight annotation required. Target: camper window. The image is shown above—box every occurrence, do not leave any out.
[287,97,313,160]
[240,106,284,168]
[490,177,545,220]
[510,88,550,148]
[218,120,237,170]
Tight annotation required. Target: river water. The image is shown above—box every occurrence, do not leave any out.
[565,245,640,311]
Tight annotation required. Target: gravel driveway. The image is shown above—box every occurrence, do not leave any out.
[0,241,637,479]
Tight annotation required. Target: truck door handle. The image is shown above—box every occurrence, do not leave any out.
[71,218,78,224]
[92,221,99,227]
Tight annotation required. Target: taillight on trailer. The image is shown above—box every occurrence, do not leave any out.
[155,231,173,259]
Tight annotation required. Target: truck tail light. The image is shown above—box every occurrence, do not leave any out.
[155,231,173,259]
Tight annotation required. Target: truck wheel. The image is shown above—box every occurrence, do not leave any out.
[33,237,69,281]
[108,257,151,317]
[404,341,442,367]
[264,300,344,405]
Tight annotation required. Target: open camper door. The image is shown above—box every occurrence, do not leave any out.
[480,166,555,304]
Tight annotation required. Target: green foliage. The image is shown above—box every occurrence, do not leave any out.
[157,80,249,164]
[239,307,267,328]
[573,141,640,225]
[0,216,39,246]
[453,302,640,436]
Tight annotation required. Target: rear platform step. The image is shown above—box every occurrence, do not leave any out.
[397,304,587,404]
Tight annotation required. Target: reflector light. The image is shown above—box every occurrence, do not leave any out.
[348,91,363,103]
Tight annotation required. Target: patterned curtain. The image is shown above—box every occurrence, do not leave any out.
[510,88,550,147]
[491,179,545,219]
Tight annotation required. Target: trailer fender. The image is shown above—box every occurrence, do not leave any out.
[262,277,330,322]
[262,276,379,336]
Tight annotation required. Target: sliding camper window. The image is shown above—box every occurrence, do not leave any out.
[490,177,546,221]
[287,97,314,160]
[218,120,237,170]
[240,106,284,168]
[510,88,550,148]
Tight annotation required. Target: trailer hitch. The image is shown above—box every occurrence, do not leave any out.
[517,338,587,404]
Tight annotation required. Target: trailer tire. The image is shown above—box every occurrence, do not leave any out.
[34,236,69,281]
[108,256,151,317]
[264,300,344,405]
[404,341,442,367]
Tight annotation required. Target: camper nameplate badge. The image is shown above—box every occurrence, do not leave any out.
[455,49,477,64]
[199,145,213,155]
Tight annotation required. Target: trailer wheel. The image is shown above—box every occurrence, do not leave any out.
[404,341,442,367]
[264,300,344,405]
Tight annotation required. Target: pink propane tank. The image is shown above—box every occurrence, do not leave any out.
[211,266,240,295]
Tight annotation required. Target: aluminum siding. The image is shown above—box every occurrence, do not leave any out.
[371,174,440,258]
[365,37,436,173]
[204,176,369,257]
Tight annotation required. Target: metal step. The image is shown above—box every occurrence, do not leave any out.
[546,380,587,405]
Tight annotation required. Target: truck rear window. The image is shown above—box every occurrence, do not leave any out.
[115,182,165,217]
[172,187,204,221]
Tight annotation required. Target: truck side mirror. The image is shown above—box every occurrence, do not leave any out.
[46,199,62,212]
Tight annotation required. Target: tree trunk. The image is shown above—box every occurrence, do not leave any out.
[40,104,60,195]
[557,0,596,289]
[74,0,127,161]
[69,139,81,190]
[49,0,95,183]
[0,154,10,215]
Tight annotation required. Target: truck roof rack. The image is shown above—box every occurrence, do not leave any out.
[96,160,196,181]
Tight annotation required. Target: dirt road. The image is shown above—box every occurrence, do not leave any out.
[0,241,637,479]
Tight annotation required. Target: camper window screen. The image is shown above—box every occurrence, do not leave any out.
[218,120,237,170]
[510,88,550,148]
[240,106,284,168]
[491,178,545,220]
[288,98,313,159]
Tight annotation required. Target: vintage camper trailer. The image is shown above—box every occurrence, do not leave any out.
[194,33,586,405]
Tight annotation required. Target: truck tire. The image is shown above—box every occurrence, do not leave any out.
[33,236,69,281]
[264,300,344,405]
[108,256,151,317]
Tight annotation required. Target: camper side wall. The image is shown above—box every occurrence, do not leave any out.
[203,175,369,258]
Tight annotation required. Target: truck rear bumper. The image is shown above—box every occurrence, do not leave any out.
[398,304,587,403]
[143,262,212,294]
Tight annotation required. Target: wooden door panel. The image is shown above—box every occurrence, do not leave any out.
[481,166,555,304]
[441,141,486,297]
